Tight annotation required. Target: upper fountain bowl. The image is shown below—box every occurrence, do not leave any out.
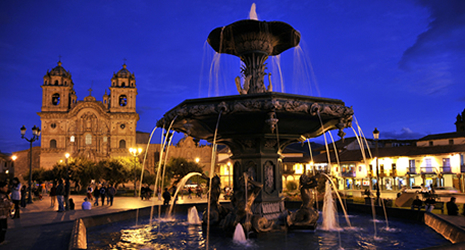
[208,19,301,56]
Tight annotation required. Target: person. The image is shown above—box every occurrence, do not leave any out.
[430,184,435,194]
[425,196,436,212]
[145,185,152,200]
[157,187,161,201]
[99,185,106,205]
[106,184,116,206]
[10,178,21,219]
[64,180,70,210]
[82,198,91,210]
[86,185,93,201]
[188,187,193,199]
[447,197,459,215]
[141,185,146,200]
[93,185,100,206]
[363,189,371,197]
[162,188,171,205]
[50,181,57,207]
[411,195,422,210]
[56,179,65,212]
[20,185,27,208]
[69,198,75,210]
[0,181,13,245]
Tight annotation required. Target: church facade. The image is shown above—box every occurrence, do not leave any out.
[38,61,139,169]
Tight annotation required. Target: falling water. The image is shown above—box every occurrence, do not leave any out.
[248,3,258,20]
[350,116,380,238]
[321,180,340,231]
[168,172,203,216]
[139,126,158,199]
[321,173,352,227]
[206,110,222,250]
[292,44,321,97]
[233,223,247,243]
[188,206,201,225]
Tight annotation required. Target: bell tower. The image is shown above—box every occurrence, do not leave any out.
[41,61,76,112]
[109,64,137,113]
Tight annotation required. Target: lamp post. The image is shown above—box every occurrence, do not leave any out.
[373,128,380,206]
[20,125,41,204]
[129,147,143,197]
[9,155,17,183]
[65,153,70,210]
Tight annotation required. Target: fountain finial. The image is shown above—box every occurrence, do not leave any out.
[208,19,300,94]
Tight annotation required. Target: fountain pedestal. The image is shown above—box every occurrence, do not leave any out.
[157,18,353,234]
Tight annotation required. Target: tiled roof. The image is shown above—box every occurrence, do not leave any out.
[419,131,465,141]
[312,144,465,163]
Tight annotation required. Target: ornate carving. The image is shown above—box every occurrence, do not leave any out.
[264,161,275,194]
[283,101,309,113]
[265,112,279,133]
[264,139,277,149]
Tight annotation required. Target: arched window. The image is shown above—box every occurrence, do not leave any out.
[85,134,92,145]
[54,80,59,85]
[50,139,57,149]
[119,140,126,148]
[119,95,127,107]
[45,80,48,85]
[52,93,60,105]
[122,82,126,87]
[70,136,75,142]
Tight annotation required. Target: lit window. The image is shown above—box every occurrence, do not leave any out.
[70,136,75,142]
[86,134,92,145]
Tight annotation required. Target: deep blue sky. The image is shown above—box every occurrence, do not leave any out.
[1,0,465,154]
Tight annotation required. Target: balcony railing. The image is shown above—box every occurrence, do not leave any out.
[341,171,356,178]
[420,166,438,174]
[408,167,416,174]
[440,166,452,173]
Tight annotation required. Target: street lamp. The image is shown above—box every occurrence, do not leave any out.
[20,125,41,204]
[129,147,143,197]
[9,155,17,182]
[373,128,380,206]
[65,153,70,210]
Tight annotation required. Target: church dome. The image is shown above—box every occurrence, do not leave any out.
[49,61,71,78]
[114,64,132,78]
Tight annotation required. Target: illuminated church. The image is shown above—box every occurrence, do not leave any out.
[38,61,139,168]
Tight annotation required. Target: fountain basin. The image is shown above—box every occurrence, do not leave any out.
[157,92,353,146]
[84,203,451,249]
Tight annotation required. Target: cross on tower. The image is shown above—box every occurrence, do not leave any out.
[88,88,92,96]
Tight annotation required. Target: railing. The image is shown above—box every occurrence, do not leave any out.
[440,166,452,173]
[341,171,356,178]
[420,166,438,174]
[408,167,416,174]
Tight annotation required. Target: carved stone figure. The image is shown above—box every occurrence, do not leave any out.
[287,172,319,229]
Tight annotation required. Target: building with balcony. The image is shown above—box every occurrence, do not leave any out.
[310,130,465,192]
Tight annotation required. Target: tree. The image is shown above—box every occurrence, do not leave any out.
[69,157,98,193]
[99,157,132,189]
[165,157,204,181]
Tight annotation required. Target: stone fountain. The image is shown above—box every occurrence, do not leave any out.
[157,19,353,234]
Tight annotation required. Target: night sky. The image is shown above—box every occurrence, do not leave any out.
[1,0,465,154]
